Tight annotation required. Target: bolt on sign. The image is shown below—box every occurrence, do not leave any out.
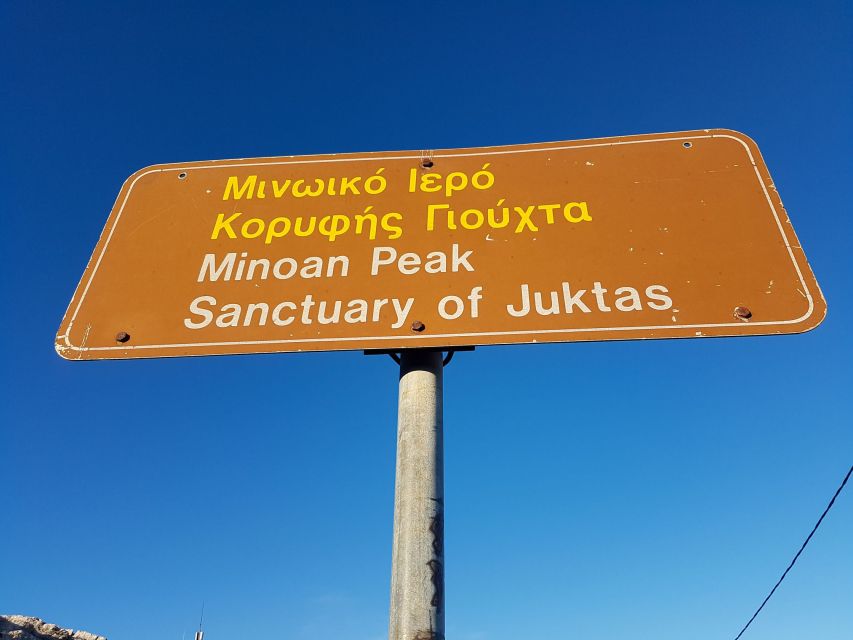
[55,129,825,360]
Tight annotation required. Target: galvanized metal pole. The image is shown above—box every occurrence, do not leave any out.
[389,349,444,640]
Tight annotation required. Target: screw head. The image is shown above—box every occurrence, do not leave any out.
[734,306,752,320]
[115,331,131,343]
[411,321,426,332]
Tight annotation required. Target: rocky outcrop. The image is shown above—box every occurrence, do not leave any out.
[0,616,105,640]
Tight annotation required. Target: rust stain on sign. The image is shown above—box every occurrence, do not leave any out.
[55,129,826,360]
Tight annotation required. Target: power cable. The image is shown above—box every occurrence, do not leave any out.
[733,464,853,640]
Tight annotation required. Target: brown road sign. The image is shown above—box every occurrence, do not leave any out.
[55,129,826,360]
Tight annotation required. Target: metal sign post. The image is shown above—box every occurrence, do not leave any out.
[389,349,445,640]
[55,130,828,640]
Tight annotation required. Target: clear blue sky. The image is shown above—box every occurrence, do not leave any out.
[2,2,851,639]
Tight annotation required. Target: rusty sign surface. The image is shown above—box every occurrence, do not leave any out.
[55,129,825,360]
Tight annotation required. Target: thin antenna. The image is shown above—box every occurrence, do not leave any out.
[194,602,204,640]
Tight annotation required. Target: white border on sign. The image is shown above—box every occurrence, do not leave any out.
[59,132,816,354]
